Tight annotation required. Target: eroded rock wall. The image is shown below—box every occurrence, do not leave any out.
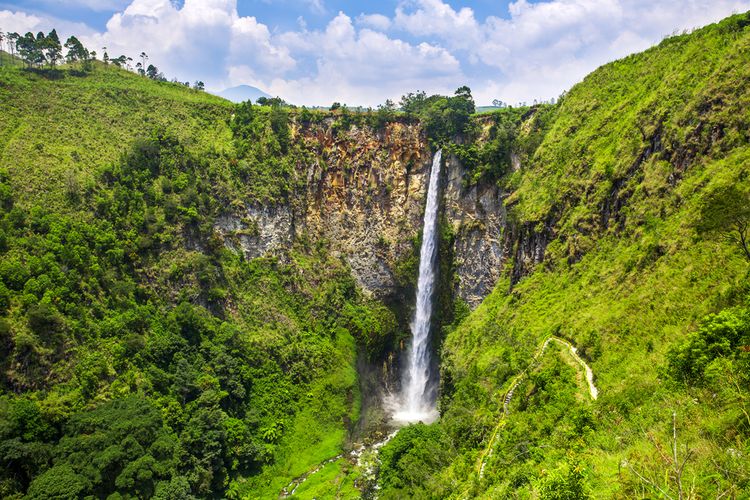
[443,153,507,308]
[214,118,513,307]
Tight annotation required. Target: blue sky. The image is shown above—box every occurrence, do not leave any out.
[2,0,749,105]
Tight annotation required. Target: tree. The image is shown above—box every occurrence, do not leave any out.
[697,185,750,261]
[111,55,127,67]
[0,31,5,66]
[139,51,148,75]
[193,81,205,91]
[31,31,48,67]
[399,86,475,143]
[45,29,62,66]
[330,102,342,111]
[15,32,35,66]
[64,36,85,64]
[146,63,161,80]
[257,96,286,107]
[8,32,20,62]
[102,47,109,65]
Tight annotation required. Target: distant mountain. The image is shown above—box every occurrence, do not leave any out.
[215,84,272,103]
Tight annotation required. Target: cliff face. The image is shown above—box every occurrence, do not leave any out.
[300,121,430,297]
[214,118,514,309]
[443,154,507,307]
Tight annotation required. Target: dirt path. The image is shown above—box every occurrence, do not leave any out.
[476,336,598,480]
[280,336,600,496]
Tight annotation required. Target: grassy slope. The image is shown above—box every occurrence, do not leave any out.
[0,63,233,213]
[0,64,373,499]
[381,12,750,499]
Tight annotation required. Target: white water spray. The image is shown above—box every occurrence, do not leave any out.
[392,149,442,424]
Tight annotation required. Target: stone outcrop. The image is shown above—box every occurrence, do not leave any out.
[214,117,520,308]
[300,121,430,297]
[443,153,507,307]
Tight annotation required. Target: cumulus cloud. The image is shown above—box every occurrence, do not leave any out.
[394,0,481,50]
[254,12,462,105]
[391,0,750,104]
[0,8,94,38]
[356,13,392,31]
[3,0,750,105]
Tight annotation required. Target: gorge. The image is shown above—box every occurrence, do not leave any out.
[0,10,749,499]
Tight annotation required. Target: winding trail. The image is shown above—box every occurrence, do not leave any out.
[476,336,598,480]
[279,336,598,497]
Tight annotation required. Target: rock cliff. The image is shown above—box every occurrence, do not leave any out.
[214,117,522,309]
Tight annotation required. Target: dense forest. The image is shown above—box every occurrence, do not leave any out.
[0,10,749,500]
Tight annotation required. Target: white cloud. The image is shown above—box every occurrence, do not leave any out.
[305,0,325,15]
[4,0,750,105]
[389,0,750,104]
[356,13,392,31]
[394,0,481,50]
[247,12,462,105]
[0,8,94,38]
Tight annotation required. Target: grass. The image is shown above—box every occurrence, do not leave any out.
[0,62,233,213]
[377,11,750,499]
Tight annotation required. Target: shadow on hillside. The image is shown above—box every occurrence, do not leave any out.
[67,69,91,78]
[24,68,66,80]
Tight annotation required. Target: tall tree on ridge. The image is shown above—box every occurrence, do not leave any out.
[139,52,148,76]
[64,36,88,69]
[8,32,17,62]
[30,31,47,67]
[16,32,35,67]
[46,29,62,66]
[146,63,159,80]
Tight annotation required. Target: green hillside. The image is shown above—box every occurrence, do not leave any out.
[0,63,388,498]
[1,10,749,500]
[376,12,750,499]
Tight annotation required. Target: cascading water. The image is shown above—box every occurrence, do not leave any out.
[392,149,442,424]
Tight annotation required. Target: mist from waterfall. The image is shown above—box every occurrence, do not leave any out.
[392,149,442,424]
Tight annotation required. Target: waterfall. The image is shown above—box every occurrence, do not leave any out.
[393,149,442,424]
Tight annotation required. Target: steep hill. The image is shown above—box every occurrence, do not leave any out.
[0,10,749,499]
[0,64,414,498]
[376,11,750,499]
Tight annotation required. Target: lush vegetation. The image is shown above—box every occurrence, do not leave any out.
[0,61,403,498]
[377,11,750,499]
[2,10,750,499]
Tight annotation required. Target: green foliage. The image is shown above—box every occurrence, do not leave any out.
[537,460,589,500]
[378,423,453,498]
[666,308,749,384]
[228,101,300,202]
[0,72,394,498]
[696,184,750,261]
[400,86,475,145]
[342,300,398,360]
[422,11,750,499]
[26,464,89,499]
